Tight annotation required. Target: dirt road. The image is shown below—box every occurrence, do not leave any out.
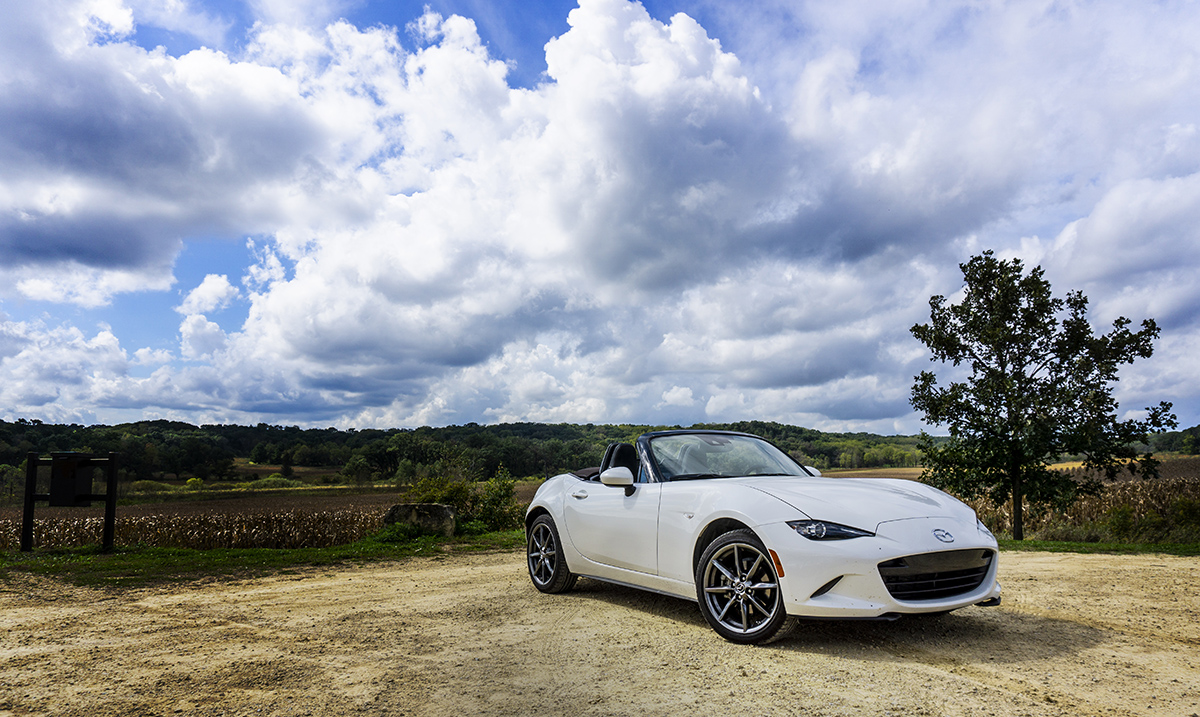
[2,550,1197,717]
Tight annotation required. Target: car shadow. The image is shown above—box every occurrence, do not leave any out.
[563,576,708,627]
[560,578,1105,664]
[775,609,1106,665]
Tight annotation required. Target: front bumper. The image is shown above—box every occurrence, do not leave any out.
[760,516,1002,618]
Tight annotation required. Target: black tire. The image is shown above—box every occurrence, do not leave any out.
[527,514,577,594]
[695,529,795,644]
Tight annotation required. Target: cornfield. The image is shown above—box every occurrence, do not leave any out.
[0,509,384,550]
[964,475,1200,542]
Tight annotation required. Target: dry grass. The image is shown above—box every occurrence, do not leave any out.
[964,459,1200,542]
[0,491,403,551]
[965,477,1199,532]
[0,508,384,550]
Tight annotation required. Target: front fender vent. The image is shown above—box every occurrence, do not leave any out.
[878,549,994,601]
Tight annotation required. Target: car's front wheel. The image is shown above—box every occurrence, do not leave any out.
[527,514,577,593]
[696,529,795,644]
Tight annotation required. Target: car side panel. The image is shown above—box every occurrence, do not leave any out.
[559,480,662,575]
[656,481,806,586]
[528,475,591,578]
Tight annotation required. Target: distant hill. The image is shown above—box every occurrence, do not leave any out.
[2,417,1190,487]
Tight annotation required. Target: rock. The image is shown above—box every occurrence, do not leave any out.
[383,503,456,537]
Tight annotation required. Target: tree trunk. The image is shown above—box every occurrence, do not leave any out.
[1010,459,1024,541]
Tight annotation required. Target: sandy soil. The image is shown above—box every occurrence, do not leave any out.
[1,550,1197,717]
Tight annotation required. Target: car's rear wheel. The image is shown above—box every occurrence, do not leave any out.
[696,529,794,644]
[527,514,577,593]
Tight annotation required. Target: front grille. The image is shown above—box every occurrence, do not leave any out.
[878,549,994,601]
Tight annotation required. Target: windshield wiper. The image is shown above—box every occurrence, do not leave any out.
[670,473,727,481]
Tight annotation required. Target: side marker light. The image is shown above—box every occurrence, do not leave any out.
[768,548,785,578]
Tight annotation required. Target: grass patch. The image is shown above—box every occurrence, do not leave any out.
[998,538,1200,556]
[0,529,525,589]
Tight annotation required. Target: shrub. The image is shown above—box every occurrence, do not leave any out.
[130,480,178,494]
[405,464,524,533]
[1107,505,1136,539]
[246,476,305,490]
[370,521,430,543]
[1172,498,1200,527]
[473,466,524,531]
[458,519,489,536]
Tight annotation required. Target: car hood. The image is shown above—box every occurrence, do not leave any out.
[740,476,972,528]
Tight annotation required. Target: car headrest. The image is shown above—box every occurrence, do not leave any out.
[611,443,639,474]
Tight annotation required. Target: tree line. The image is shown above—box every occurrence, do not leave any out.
[0,417,942,488]
[2,415,1189,490]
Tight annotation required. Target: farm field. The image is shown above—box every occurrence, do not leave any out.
[0,489,408,522]
[0,490,411,551]
[1,550,1197,716]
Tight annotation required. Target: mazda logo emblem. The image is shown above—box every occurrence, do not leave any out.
[932,529,955,543]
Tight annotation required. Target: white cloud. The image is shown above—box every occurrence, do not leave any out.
[658,386,695,408]
[179,314,227,359]
[133,347,174,365]
[9,261,176,308]
[0,318,128,422]
[178,274,239,315]
[0,1,356,306]
[1040,173,1200,331]
[1,0,1198,431]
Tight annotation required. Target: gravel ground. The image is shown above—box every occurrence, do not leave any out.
[1,550,1197,717]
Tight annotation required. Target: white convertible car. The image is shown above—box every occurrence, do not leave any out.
[525,429,1001,644]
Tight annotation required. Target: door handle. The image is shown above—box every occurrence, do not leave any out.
[570,490,588,499]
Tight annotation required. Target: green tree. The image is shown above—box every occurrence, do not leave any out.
[341,455,372,484]
[910,251,1176,539]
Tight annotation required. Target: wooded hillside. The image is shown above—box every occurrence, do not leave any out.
[1,417,1189,492]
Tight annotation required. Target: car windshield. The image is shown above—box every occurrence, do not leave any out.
[648,433,809,481]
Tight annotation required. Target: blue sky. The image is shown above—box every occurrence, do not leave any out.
[1,0,1198,433]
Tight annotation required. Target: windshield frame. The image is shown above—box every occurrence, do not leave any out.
[638,430,813,482]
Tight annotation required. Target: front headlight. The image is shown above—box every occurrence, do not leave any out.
[787,520,875,540]
[977,518,995,539]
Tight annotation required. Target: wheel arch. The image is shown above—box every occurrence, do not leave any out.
[525,505,552,534]
[692,517,757,573]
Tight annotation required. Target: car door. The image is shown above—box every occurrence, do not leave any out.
[561,477,661,575]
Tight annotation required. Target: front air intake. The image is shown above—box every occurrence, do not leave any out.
[878,549,994,601]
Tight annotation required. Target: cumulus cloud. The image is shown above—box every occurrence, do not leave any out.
[1,0,1198,431]
[178,274,239,315]
[0,319,128,422]
[179,314,227,359]
[133,347,174,365]
[1042,173,1200,331]
[0,0,346,305]
[658,386,695,409]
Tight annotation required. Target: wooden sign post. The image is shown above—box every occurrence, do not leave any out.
[21,452,119,552]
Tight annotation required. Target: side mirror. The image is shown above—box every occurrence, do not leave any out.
[599,466,635,496]
[805,466,822,477]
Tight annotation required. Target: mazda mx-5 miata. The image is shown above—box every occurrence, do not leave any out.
[525,429,1001,644]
